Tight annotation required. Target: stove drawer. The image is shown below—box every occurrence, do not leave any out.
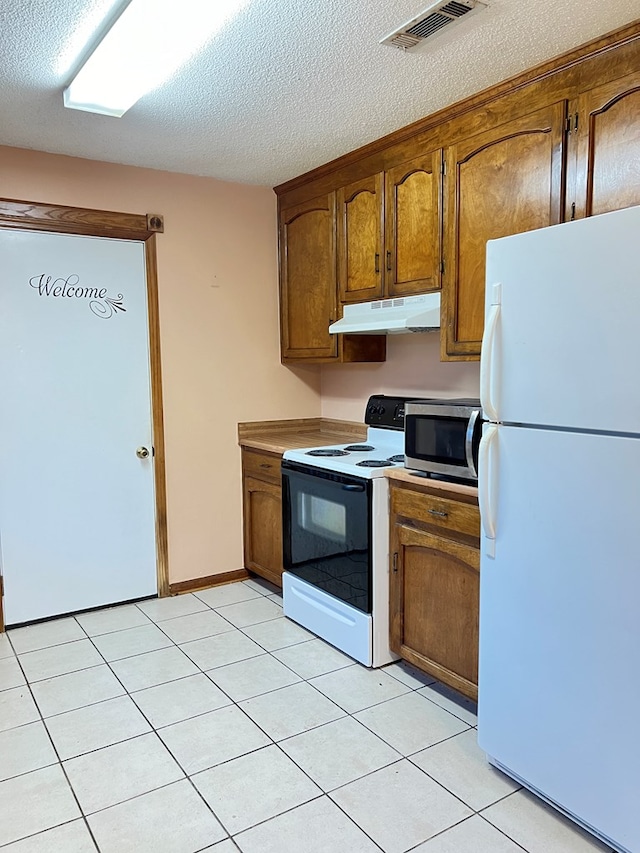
[391,485,479,540]
[242,448,282,484]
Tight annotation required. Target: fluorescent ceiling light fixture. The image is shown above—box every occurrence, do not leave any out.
[64,0,249,117]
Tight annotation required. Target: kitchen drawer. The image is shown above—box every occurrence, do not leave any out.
[391,484,480,540]
[242,448,282,484]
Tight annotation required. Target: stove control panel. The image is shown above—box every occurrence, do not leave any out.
[365,395,425,430]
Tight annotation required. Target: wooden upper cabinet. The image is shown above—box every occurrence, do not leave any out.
[337,174,384,303]
[442,101,567,360]
[338,155,443,304]
[385,149,443,297]
[279,193,338,361]
[571,70,640,219]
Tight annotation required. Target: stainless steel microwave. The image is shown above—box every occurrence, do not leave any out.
[404,398,482,482]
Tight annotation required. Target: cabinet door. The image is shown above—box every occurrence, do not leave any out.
[337,174,384,303]
[385,150,442,296]
[443,102,566,360]
[571,71,640,219]
[390,523,479,699]
[279,194,338,361]
[243,475,283,587]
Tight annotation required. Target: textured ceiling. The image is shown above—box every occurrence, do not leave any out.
[1,0,638,186]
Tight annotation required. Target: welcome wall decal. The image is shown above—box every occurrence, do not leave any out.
[29,274,127,319]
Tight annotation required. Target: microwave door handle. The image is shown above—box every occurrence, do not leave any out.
[342,484,365,492]
[466,409,480,477]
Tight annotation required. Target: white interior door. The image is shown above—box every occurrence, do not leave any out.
[0,228,158,625]
[478,422,640,852]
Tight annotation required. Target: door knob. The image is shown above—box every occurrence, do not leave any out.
[136,446,150,459]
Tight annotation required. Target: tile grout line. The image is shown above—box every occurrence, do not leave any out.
[5,588,491,853]
[0,817,94,852]
[5,588,590,853]
[400,809,529,853]
[79,606,471,777]
[76,604,321,843]
[105,612,332,845]
[68,620,241,845]
[475,809,532,853]
[184,621,482,850]
[6,590,304,842]
[266,634,495,850]
[57,606,399,846]
[3,628,102,853]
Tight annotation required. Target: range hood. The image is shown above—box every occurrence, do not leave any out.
[329,292,441,335]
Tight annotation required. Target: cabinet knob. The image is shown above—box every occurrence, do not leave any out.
[260,463,271,469]
[428,508,448,518]
[375,253,380,274]
[386,250,392,272]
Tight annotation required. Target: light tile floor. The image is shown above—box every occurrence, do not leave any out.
[0,577,615,853]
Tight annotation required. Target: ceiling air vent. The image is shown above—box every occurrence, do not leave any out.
[380,0,487,52]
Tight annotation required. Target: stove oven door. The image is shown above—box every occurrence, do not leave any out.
[281,461,372,614]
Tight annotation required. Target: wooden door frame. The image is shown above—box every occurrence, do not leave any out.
[0,198,170,631]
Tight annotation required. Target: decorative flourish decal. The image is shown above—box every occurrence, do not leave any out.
[90,294,126,319]
[29,273,127,319]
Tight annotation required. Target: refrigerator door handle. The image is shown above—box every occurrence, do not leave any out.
[479,424,499,558]
[480,284,501,422]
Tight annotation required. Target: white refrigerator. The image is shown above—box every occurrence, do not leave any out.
[478,204,640,853]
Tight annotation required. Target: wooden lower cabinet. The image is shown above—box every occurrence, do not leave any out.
[241,449,283,587]
[389,481,480,700]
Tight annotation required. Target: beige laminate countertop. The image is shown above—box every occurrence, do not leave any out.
[238,417,367,455]
[385,466,479,500]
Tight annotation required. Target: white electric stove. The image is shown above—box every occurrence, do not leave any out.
[281,395,413,667]
[282,427,405,477]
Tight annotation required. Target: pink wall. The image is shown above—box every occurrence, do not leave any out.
[0,145,321,584]
[1,144,482,587]
[320,333,480,421]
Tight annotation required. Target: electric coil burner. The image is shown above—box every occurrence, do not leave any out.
[281,395,412,668]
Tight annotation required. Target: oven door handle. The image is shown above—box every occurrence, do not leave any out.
[341,484,365,492]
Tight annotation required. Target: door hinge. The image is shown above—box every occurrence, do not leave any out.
[441,160,446,176]
[392,552,398,574]
[440,259,445,275]
[565,116,572,133]
[570,202,576,221]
